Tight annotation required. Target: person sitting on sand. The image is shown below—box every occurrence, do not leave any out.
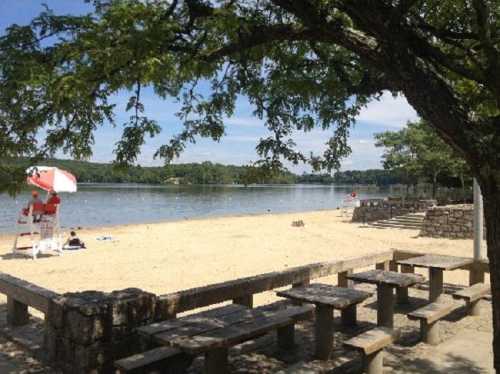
[64,231,85,249]
[45,190,61,215]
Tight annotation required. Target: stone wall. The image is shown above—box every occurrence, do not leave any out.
[420,204,481,239]
[45,288,159,373]
[351,199,436,223]
[351,206,413,222]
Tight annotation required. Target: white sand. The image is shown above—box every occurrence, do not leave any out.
[0,210,485,297]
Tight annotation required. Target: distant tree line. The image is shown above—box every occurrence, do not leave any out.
[297,169,403,186]
[3,150,470,192]
[2,158,296,186]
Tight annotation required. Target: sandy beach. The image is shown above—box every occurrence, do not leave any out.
[0,210,486,298]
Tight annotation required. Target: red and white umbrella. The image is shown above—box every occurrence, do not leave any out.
[26,166,77,193]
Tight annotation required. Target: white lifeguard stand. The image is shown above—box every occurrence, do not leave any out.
[341,193,359,218]
[12,204,63,259]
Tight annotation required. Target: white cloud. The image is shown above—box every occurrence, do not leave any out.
[224,135,261,143]
[224,116,264,127]
[356,92,419,128]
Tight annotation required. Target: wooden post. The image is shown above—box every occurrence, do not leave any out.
[277,324,295,349]
[315,305,334,360]
[467,300,482,316]
[377,284,394,329]
[421,320,440,345]
[341,304,357,327]
[389,261,398,272]
[375,261,390,271]
[469,263,485,286]
[338,270,353,288]
[7,296,29,326]
[396,265,414,304]
[363,350,384,374]
[205,348,229,374]
[292,278,310,305]
[232,294,253,308]
[429,268,443,302]
[292,278,310,288]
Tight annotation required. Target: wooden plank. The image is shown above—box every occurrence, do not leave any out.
[396,254,474,271]
[453,283,490,302]
[0,273,60,314]
[408,302,454,324]
[348,270,424,288]
[171,313,293,354]
[138,304,246,337]
[114,346,181,372]
[157,251,394,315]
[344,327,394,355]
[393,249,490,273]
[277,284,371,309]
[233,294,253,308]
[153,304,312,346]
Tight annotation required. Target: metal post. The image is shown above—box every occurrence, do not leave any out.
[473,178,485,260]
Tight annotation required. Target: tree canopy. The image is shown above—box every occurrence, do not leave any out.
[375,120,471,197]
[2,0,500,368]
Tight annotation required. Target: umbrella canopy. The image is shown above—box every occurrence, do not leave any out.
[26,166,77,193]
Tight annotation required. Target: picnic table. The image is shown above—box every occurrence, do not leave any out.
[347,270,424,328]
[276,283,371,360]
[136,302,313,374]
[397,254,473,302]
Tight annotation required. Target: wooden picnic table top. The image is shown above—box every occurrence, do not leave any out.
[396,254,474,270]
[276,283,371,309]
[137,301,313,355]
[347,269,425,288]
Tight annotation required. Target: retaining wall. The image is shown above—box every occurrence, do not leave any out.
[352,199,435,223]
[419,204,482,239]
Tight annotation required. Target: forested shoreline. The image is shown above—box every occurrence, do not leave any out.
[2,158,466,189]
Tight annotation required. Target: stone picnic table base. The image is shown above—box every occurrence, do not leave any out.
[397,254,473,302]
[277,283,371,360]
[347,270,425,329]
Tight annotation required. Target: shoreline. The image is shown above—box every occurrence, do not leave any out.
[0,209,483,299]
[0,207,348,238]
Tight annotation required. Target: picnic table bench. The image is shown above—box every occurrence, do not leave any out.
[453,283,490,316]
[347,270,424,328]
[129,301,313,374]
[344,327,397,374]
[277,283,371,360]
[397,254,473,302]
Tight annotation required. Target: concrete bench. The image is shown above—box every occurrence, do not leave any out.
[115,346,193,374]
[407,302,453,345]
[0,272,60,326]
[344,327,395,374]
[452,283,490,316]
[119,301,313,373]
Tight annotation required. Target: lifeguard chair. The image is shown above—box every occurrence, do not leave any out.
[341,192,359,218]
[12,200,63,259]
[12,166,77,259]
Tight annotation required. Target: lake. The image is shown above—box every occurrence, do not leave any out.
[0,184,387,233]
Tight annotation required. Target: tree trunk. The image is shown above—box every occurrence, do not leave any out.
[480,173,500,372]
[432,173,438,199]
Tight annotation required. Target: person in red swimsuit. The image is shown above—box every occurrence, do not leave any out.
[25,190,45,222]
[45,191,61,215]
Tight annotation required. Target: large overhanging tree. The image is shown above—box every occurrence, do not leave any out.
[1,0,499,367]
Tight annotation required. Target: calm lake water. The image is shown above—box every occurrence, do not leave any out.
[0,184,387,233]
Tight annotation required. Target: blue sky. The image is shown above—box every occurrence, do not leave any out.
[0,1,419,173]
